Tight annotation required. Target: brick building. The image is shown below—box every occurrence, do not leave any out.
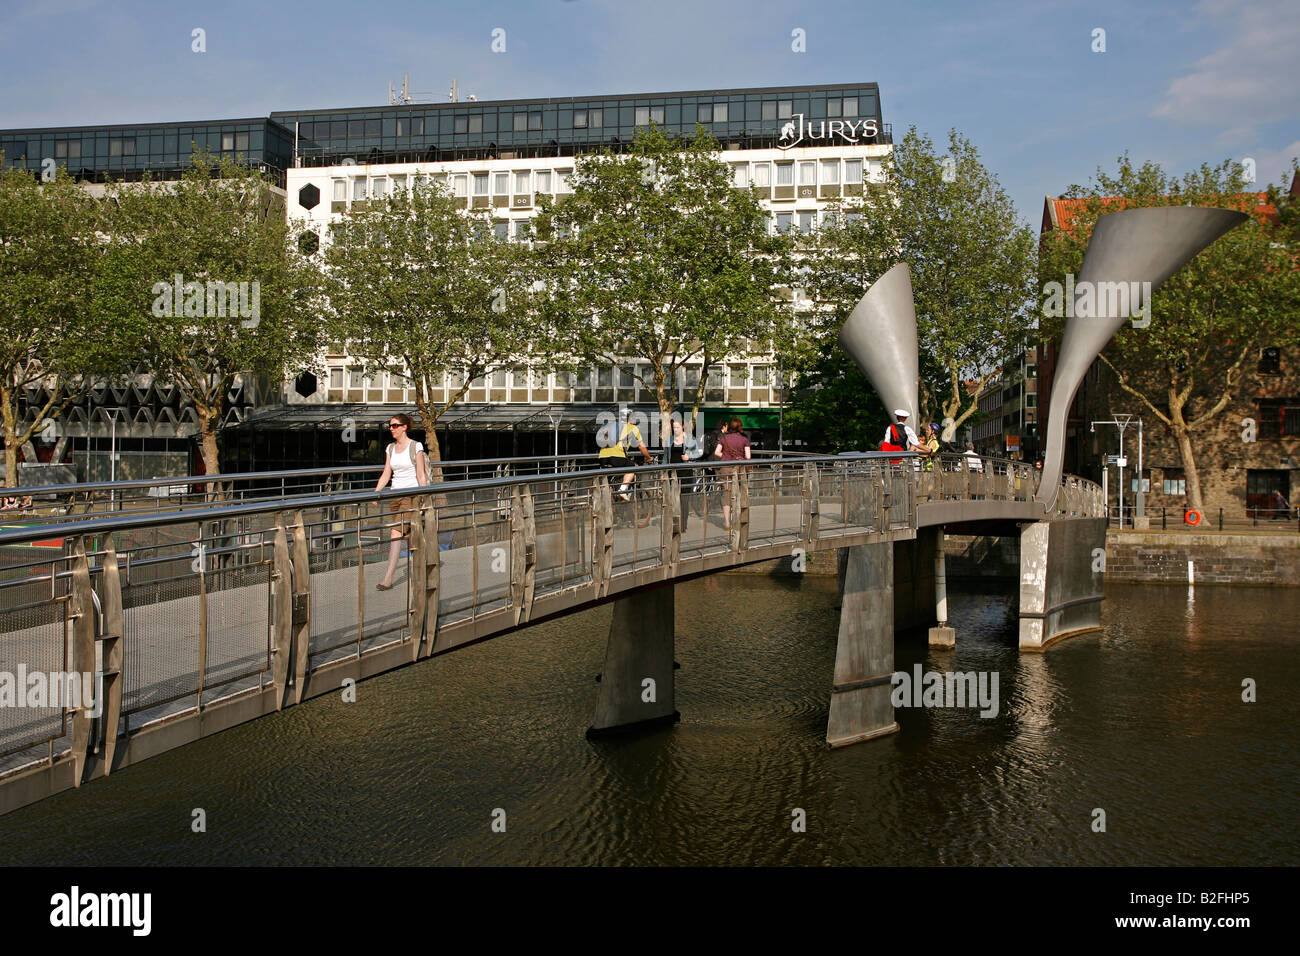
[1038,184,1299,523]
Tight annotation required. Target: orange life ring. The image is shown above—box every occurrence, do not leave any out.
[1184,509,1202,526]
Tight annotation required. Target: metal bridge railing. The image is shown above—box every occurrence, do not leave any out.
[0,453,1100,793]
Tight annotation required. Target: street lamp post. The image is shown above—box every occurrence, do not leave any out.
[1091,415,1141,529]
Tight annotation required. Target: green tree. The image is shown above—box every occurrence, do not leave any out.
[0,167,110,487]
[317,179,548,467]
[98,153,320,478]
[798,127,1037,441]
[535,125,792,446]
[1039,155,1300,511]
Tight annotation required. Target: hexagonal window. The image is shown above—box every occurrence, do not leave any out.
[298,230,320,255]
[298,183,320,210]
[294,371,318,398]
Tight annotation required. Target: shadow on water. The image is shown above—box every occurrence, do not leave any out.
[0,572,1296,866]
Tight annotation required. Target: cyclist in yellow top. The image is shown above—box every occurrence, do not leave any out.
[919,423,939,471]
[598,414,651,501]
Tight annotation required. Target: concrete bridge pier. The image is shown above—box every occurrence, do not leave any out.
[588,581,679,736]
[1018,518,1107,650]
[928,530,956,648]
[827,541,899,747]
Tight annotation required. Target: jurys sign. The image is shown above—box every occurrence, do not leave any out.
[778,114,880,150]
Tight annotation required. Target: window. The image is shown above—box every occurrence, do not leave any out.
[413,118,425,136]
[473,172,488,195]
[731,164,749,188]
[493,172,509,194]
[775,212,793,234]
[636,106,649,125]
[777,100,793,119]
[329,368,343,389]
[455,116,468,133]
[535,170,552,192]
[762,101,777,121]
[222,133,234,151]
[370,178,387,198]
[514,171,529,193]
[469,115,482,134]
[1260,347,1281,373]
[513,113,527,132]
[235,131,249,150]
[452,174,468,197]
[797,211,814,234]
[827,98,841,118]
[514,220,532,240]
[1162,468,1186,496]
[1131,469,1150,494]
[557,169,573,193]
[391,174,406,192]
[396,118,406,136]
[528,112,542,131]
[348,120,363,138]
[348,369,365,389]
[352,177,366,200]
[752,365,770,387]
[775,163,793,186]
[590,108,604,128]
[843,97,858,117]
[752,163,770,187]
[1257,398,1300,438]
[494,221,509,241]
[820,160,839,184]
[844,159,863,184]
[798,161,816,185]
[109,138,122,157]
[332,180,346,201]
[574,109,588,128]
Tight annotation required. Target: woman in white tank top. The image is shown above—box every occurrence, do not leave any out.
[375,413,429,590]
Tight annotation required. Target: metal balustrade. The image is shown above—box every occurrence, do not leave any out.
[0,452,1101,801]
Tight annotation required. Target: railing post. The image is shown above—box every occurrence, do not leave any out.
[592,477,613,599]
[409,497,427,661]
[69,537,95,787]
[272,524,292,710]
[289,511,311,705]
[510,485,537,625]
[661,472,681,579]
[802,462,820,546]
[735,469,750,552]
[99,543,125,774]
[419,499,441,658]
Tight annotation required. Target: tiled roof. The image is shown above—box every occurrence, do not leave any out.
[1041,193,1278,235]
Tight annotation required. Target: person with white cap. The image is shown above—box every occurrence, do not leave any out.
[883,409,921,452]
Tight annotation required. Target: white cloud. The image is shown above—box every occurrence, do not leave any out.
[1153,0,1300,136]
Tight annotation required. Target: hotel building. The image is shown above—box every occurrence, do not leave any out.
[1,84,892,476]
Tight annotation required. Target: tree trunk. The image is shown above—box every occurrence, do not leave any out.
[1173,426,1203,513]
[2,441,16,491]
[196,405,224,501]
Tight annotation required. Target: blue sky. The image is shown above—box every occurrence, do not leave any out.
[2,0,1296,225]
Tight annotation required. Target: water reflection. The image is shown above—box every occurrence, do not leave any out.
[0,575,1295,866]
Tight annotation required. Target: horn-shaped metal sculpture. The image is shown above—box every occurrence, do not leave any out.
[837,262,920,425]
[1036,206,1247,511]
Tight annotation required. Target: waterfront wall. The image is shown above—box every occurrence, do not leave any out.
[943,531,1300,587]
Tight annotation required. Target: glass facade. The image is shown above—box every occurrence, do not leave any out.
[274,84,887,167]
[0,118,295,186]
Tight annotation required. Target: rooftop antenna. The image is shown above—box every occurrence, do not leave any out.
[449,78,458,103]
[388,74,415,105]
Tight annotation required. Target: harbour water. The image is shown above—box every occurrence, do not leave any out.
[1,576,1295,866]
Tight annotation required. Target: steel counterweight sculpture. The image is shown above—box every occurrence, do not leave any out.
[837,262,921,428]
[1034,206,1247,511]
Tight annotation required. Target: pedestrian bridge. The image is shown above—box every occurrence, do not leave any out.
[0,452,1104,815]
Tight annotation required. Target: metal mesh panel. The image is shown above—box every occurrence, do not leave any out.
[0,598,67,757]
[121,570,201,719]
[202,559,272,699]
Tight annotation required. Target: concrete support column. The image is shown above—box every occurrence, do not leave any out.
[589,582,679,736]
[893,528,936,632]
[1018,518,1107,650]
[827,541,899,747]
[928,530,955,648]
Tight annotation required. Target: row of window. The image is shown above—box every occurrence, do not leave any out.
[329,364,775,391]
[5,130,265,164]
[327,168,575,204]
[291,97,870,143]
[731,158,870,188]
